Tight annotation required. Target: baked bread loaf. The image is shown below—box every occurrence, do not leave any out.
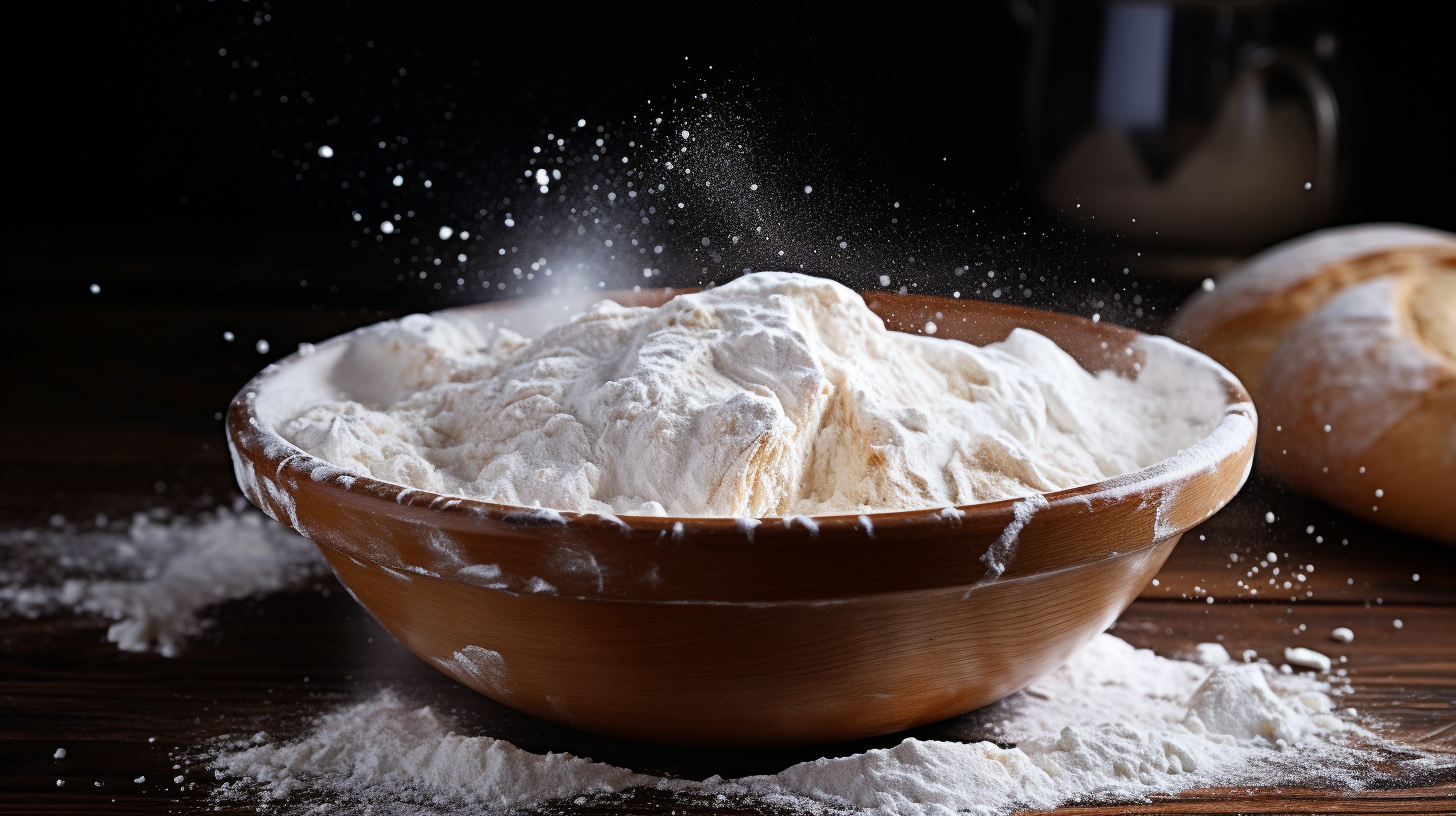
[1170,223,1456,543]
[1260,271,1455,543]
[1169,223,1456,403]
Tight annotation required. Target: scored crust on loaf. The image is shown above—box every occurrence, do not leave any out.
[1169,224,1456,400]
[1260,271,1456,544]
[1408,271,1456,367]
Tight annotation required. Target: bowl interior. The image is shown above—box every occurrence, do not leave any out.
[230,289,1256,603]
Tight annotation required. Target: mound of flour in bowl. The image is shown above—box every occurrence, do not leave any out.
[282,272,1226,516]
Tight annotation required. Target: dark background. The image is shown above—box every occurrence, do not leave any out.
[2,0,1454,471]
[8,1,1453,239]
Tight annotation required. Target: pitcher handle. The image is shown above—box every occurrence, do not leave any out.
[1249,47,1340,213]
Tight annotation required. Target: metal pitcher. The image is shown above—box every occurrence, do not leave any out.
[1025,0,1348,271]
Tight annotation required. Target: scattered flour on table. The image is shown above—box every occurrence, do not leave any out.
[281,272,1227,517]
[212,688,656,808]
[207,634,1445,816]
[0,502,323,657]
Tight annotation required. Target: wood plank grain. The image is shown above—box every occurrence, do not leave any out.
[1036,784,1456,815]
[1140,472,1456,605]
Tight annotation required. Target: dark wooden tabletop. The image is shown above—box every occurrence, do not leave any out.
[2,239,1453,813]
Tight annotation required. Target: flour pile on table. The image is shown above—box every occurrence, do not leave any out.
[0,502,323,657]
[208,634,1440,816]
[282,272,1227,517]
[212,688,656,807]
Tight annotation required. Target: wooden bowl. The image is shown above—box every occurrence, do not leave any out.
[226,290,1256,747]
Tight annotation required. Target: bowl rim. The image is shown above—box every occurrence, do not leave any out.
[226,288,1256,542]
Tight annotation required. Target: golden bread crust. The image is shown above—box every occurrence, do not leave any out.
[1260,271,1455,544]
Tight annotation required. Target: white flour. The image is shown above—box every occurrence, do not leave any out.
[282,272,1225,516]
[208,634,1443,816]
[0,502,323,657]
[212,688,656,805]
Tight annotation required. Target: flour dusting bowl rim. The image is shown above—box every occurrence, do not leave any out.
[226,288,1256,602]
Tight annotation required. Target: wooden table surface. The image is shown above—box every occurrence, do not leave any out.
[2,240,1453,813]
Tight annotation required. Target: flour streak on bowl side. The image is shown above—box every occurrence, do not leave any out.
[226,290,1256,747]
